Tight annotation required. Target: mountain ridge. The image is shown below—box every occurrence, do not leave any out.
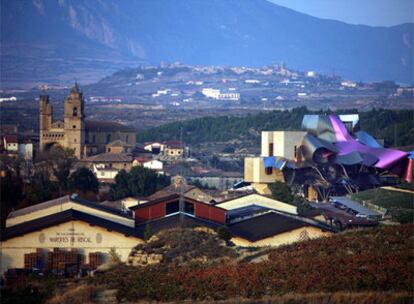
[1,0,412,88]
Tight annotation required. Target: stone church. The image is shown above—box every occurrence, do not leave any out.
[39,84,136,159]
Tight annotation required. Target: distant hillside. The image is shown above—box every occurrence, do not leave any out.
[1,0,413,88]
[138,107,414,147]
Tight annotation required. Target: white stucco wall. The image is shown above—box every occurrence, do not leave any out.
[143,160,163,170]
[1,220,143,273]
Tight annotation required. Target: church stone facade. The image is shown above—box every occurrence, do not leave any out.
[39,84,136,159]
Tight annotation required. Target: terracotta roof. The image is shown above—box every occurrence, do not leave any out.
[165,140,184,149]
[3,135,18,143]
[85,152,132,163]
[94,167,119,172]
[85,120,135,132]
[212,191,256,204]
[133,156,152,163]
[106,140,134,147]
[146,183,197,201]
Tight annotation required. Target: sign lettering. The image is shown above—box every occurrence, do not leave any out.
[44,230,93,244]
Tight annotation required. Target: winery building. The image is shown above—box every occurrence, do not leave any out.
[1,192,333,274]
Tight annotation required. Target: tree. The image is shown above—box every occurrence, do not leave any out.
[144,223,153,241]
[111,169,131,199]
[210,155,220,168]
[25,167,57,205]
[110,167,170,200]
[217,226,232,243]
[108,247,121,264]
[68,167,99,195]
[222,146,235,153]
[36,146,75,195]
[269,181,294,203]
[128,166,159,196]
[0,168,23,229]
[190,179,203,188]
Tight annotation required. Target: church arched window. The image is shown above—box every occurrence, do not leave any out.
[73,107,78,117]
[106,134,111,143]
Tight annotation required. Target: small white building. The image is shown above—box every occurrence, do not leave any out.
[2,135,18,152]
[144,142,165,154]
[92,164,120,183]
[0,96,17,103]
[341,81,357,88]
[143,160,163,172]
[201,88,240,101]
[18,142,34,160]
[244,79,260,84]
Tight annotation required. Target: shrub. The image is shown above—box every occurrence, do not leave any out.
[143,223,153,241]
[47,285,96,304]
[217,226,232,243]
[108,247,121,264]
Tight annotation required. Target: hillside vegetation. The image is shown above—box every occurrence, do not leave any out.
[128,228,236,266]
[138,107,414,147]
[93,225,413,302]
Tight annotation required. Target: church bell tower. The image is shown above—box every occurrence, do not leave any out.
[39,95,52,151]
[64,83,85,159]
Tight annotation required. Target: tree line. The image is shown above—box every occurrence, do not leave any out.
[139,107,414,147]
[110,166,170,200]
[0,147,99,229]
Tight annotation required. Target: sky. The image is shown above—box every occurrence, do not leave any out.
[268,0,413,26]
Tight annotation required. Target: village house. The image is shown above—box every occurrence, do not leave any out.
[84,152,133,183]
[0,135,34,160]
[144,140,189,158]
[105,139,135,154]
[2,135,18,154]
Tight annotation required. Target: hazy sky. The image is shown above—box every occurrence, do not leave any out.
[268,0,413,26]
